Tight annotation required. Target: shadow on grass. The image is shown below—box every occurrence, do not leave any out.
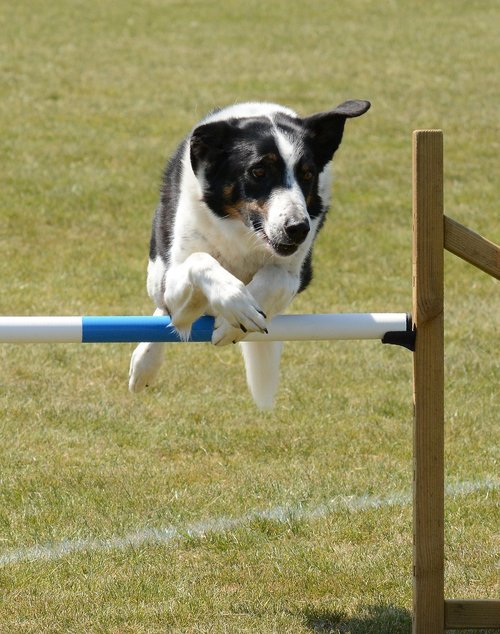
[303,603,412,634]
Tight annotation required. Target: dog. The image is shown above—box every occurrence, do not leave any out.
[129,99,370,408]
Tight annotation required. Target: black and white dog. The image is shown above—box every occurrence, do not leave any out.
[129,100,370,408]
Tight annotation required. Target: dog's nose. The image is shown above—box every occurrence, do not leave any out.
[284,218,310,244]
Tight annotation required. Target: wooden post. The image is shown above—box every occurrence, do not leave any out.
[412,130,445,633]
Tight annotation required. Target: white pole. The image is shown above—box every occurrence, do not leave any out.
[0,313,409,344]
[245,313,409,342]
[0,317,83,343]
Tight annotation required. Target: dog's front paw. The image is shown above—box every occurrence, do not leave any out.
[128,342,164,392]
[211,316,247,347]
[211,282,268,335]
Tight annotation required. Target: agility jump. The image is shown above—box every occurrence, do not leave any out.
[0,313,412,345]
[1,131,498,633]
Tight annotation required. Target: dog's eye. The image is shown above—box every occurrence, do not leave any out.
[302,168,314,181]
[251,167,266,179]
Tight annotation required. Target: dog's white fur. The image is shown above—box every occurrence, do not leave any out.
[128,101,367,408]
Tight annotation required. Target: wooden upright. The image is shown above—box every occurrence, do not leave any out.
[412,130,445,633]
[411,130,500,632]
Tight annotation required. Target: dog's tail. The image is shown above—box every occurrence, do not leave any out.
[240,341,283,410]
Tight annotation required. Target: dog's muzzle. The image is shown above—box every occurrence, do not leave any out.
[269,218,310,256]
[264,188,311,256]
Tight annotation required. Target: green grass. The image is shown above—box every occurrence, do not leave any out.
[0,1,499,632]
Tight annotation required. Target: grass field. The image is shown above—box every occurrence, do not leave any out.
[0,1,499,632]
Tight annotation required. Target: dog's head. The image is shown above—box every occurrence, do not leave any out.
[190,100,370,257]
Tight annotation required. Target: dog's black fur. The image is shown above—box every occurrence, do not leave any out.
[130,100,370,407]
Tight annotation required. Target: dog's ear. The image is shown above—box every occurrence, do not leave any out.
[190,120,235,174]
[303,100,371,168]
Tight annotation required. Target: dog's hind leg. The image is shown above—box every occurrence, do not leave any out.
[128,308,166,393]
[240,340,284,410]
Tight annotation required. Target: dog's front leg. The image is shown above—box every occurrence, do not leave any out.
[164,252,268,340]
[236,265,301,409]
[247,265,301,318]
[212,264,300,346]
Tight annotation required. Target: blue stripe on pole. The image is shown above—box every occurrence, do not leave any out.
[81,316,215,343]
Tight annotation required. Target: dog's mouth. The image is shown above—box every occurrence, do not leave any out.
[269,240,299,256]
[249,217,299,257]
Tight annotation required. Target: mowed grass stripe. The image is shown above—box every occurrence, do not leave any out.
[1,478,496,567]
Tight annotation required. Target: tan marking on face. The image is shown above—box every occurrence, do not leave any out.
[264,152,278,163]
[223,198,269,222]
[246,199,270,220]
[300,166,315,208]
[224,202,243,220]
[222,184,241,220]
[223,184,235,199]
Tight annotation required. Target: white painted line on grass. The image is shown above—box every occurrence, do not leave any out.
[1,478,497,566]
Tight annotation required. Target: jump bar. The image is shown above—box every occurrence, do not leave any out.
[0,313,411,344]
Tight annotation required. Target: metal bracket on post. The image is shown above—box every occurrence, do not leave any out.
[382,313,416,351]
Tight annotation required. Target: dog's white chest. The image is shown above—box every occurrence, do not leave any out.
[172,207,269,284]
[178,233,267,284]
